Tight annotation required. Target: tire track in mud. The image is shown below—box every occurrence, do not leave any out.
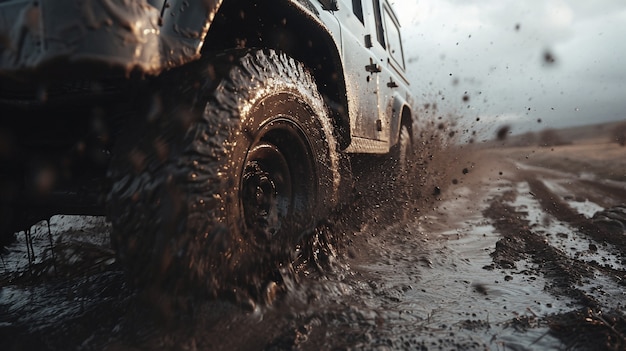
[527,177,626,254]
[484,167,626,350]
[484,190,597,307]
[579,179,626,208]
[526,177,626,285]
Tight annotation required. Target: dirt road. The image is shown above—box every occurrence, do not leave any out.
[1,139,625,350]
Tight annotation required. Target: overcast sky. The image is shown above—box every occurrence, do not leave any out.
[391,0,626,137]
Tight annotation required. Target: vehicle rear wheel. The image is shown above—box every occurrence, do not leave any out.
[397,125,412,178]
[107,49,339,297]
[393,124,414,199]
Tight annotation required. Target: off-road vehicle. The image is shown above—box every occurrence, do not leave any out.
[0,0,415,290]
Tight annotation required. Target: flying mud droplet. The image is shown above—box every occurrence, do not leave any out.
[472,283,488,295]
[496,125,511,141]
[462,168,469,175]
[515,23,521,31]
[543,49,557,66]
[462,94,469,102]
[433,186,441,196]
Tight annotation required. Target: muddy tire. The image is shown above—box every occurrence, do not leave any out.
[391,124,414,199]
[396,125,412,178]
[107,49,339,296]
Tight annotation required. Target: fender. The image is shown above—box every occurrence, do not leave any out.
[388,92,412,147]
[0,0,351,146]
[0,0,221,75]
[0,0,329,76]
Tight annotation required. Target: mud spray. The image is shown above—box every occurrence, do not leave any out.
[4,114,626,350]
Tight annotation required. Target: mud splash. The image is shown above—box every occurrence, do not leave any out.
[2,137,626,350]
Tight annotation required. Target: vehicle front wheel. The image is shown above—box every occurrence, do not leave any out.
[107,49,340,297]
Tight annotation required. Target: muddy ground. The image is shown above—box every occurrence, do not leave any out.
[1,136,626,350]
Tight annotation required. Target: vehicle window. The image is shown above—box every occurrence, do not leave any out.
[352,0,364,23]
[383,8,404,69]
[372,0,385,47]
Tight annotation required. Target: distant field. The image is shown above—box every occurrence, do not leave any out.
[488,140,626,182]
[482,119,626,148]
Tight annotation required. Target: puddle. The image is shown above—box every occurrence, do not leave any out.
[1,215,110,275]
[508,182,625,271]
[566,200,605,219]
[578,273,626,311]
[409,222,569,348]
[541,179,605,218]
[350,181,571,350]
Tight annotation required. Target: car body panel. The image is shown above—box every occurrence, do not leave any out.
[0,0,412,153]
[0,0,415,236]
[0,0,220,76]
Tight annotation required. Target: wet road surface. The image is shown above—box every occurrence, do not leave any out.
[1,141,626,350]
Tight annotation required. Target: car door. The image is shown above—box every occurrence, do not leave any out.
[335,0,383,142]
[361,0,395,143]
[378,0,410,142]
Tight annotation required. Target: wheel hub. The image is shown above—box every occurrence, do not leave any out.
[241,143,292,240]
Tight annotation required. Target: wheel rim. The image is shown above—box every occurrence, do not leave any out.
[240,119,316,240]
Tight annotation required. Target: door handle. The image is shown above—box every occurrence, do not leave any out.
[365,58,381,73]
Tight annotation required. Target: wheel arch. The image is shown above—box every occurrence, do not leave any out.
[389,95,414,148]
[199,0,351,150]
